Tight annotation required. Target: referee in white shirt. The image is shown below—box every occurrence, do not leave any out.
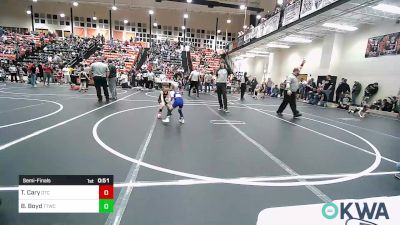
[277,67,302,117]
[90,56,110,102]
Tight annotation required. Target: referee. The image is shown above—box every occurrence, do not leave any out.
[276,67,302,117]
[90,56,110,102]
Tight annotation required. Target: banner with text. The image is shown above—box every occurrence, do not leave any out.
[256,13,280,38]
[282,1,301,26]
[300,0,339,18]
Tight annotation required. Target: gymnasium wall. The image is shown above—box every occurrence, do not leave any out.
[267,22,400,101]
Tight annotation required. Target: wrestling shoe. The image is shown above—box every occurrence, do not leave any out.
[162,116,170,123]
[179,117,185,124]
[157,113,162,119]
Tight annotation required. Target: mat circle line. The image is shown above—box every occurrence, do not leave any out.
[92,104,382,187]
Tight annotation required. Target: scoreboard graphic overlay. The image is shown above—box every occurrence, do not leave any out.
[18,175,113,213]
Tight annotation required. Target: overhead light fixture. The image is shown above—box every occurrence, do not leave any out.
[227,19,231,24]
[187,0,192,3]
[240,4,246,10]
[73,1,79,7]
[112,0,117,10]
[149,10,154,15]
[181,25,186,30]
[153,22,158,27]
[217,30,221,34]
[266,43,290,48]
[282,36,312,43]
[183,13,189,19]
[26,10,32,15]
[322,23,358,31]
[123,19,128,24]
[60,13,65,18]
[256,14,262,19]
[277,0,283,5]
[372,4,400,14]
[32,0,37,2]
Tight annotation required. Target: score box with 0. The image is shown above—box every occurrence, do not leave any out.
[18,175,114,213]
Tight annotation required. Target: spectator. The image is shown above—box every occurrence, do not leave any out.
[188,66,200,97]
[119,72,131,89]
[337,92,351,110]
[250,77,258,95]
[303,78,316,102]
[43,63,53,86]
[240,72,249,100]
[216,61,229,112]
[266,78,273,96]
[9,63,17,82]
[107,60,118,100]
[335,78,351,103]
[364,82,379,102]
[204,72,212,93]
[279,80,286,97]
[271,85,280,97]
[321,75,334,102]
[351,81,362,105]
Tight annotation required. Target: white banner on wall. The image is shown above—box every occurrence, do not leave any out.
[282,1,301,26]
[300,0,339,18]
[256,13,280,38]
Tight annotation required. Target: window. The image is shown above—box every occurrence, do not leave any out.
[34,13,46,24]
[98,19,109,29]
[86,17,96,28]
[60,17,70,26]
[74,17,85,27]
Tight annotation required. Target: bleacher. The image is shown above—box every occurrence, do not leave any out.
[83,40,142,73]
[191,48,221,74]
[0,32,51,61]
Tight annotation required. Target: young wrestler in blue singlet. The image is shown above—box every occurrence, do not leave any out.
[162,83,184,124]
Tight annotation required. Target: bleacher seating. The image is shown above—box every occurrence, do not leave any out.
[191,48,221,74]
[83,40,142,73]
[0,31,51,61]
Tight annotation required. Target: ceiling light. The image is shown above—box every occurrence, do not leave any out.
[282,36,312,43]
[256,14,261,19]
[123,19,128,24]
[217,30,221,34]
[73,1,78,6]
[372,3,400,14]
[32,0,37,2]
[277,0,283,5]
[93,16,97,21]
[153,22,158,27]
[112,5,117,10]
[60,13,65,18]
[266,43,290,48]
[187,0,192,2]
[181,26,186,30]
[184,13,189,19]
[149,10,154,15]
[26,10,32,15]
[227,19,231,24]
[240,4,246,10]
[322,23,358,31]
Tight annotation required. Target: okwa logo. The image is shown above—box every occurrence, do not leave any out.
[322,202,389,222]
